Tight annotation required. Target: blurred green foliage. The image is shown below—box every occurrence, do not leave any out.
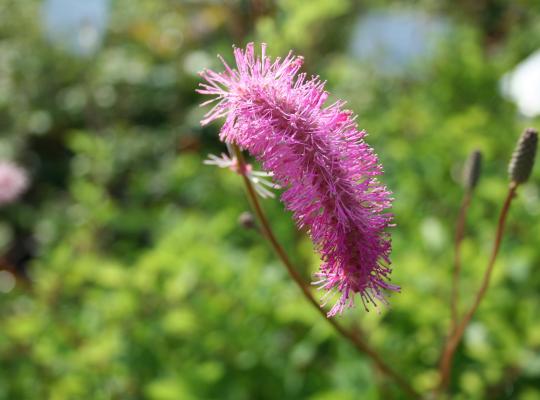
[1,0,540,399]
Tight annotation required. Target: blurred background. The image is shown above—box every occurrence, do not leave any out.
[1,0,540,399]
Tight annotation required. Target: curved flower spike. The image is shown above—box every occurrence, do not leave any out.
[198,43,397,316]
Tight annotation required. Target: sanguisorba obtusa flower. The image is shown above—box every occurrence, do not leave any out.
[198,43,398,316]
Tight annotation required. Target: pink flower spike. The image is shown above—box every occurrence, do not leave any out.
[198,43,398,316]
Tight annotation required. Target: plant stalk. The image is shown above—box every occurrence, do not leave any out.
[450,191,472,331]
[437,182,518,395]
[231,144,420,399]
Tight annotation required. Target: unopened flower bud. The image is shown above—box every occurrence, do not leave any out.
[509,128,538,184]
[238,211,256,230]
[462,150,482,191]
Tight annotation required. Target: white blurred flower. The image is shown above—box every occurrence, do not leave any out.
[350,9,450,77]
[0,161,29,206]
[42,0,110,57]
[501,50,540,118]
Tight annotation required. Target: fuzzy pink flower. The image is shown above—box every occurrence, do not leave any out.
[0,161,29,206]
[198,43,397,316]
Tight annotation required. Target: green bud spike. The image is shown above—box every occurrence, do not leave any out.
[509,128,538,184]
[462,150,482,191]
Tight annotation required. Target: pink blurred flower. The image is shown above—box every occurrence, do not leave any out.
[0,161,29,205]
[198,43,397,316]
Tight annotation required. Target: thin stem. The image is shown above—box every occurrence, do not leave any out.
[437,182,518,395]
[450,191,472,331]
[231,144,420,399]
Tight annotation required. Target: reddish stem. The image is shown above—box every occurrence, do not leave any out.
[451,191,472,330]
[437,182,518,395]
[232,144,420,399]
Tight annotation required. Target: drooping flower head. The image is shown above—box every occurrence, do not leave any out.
[0,161,29,206]
[198,43,398,316]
